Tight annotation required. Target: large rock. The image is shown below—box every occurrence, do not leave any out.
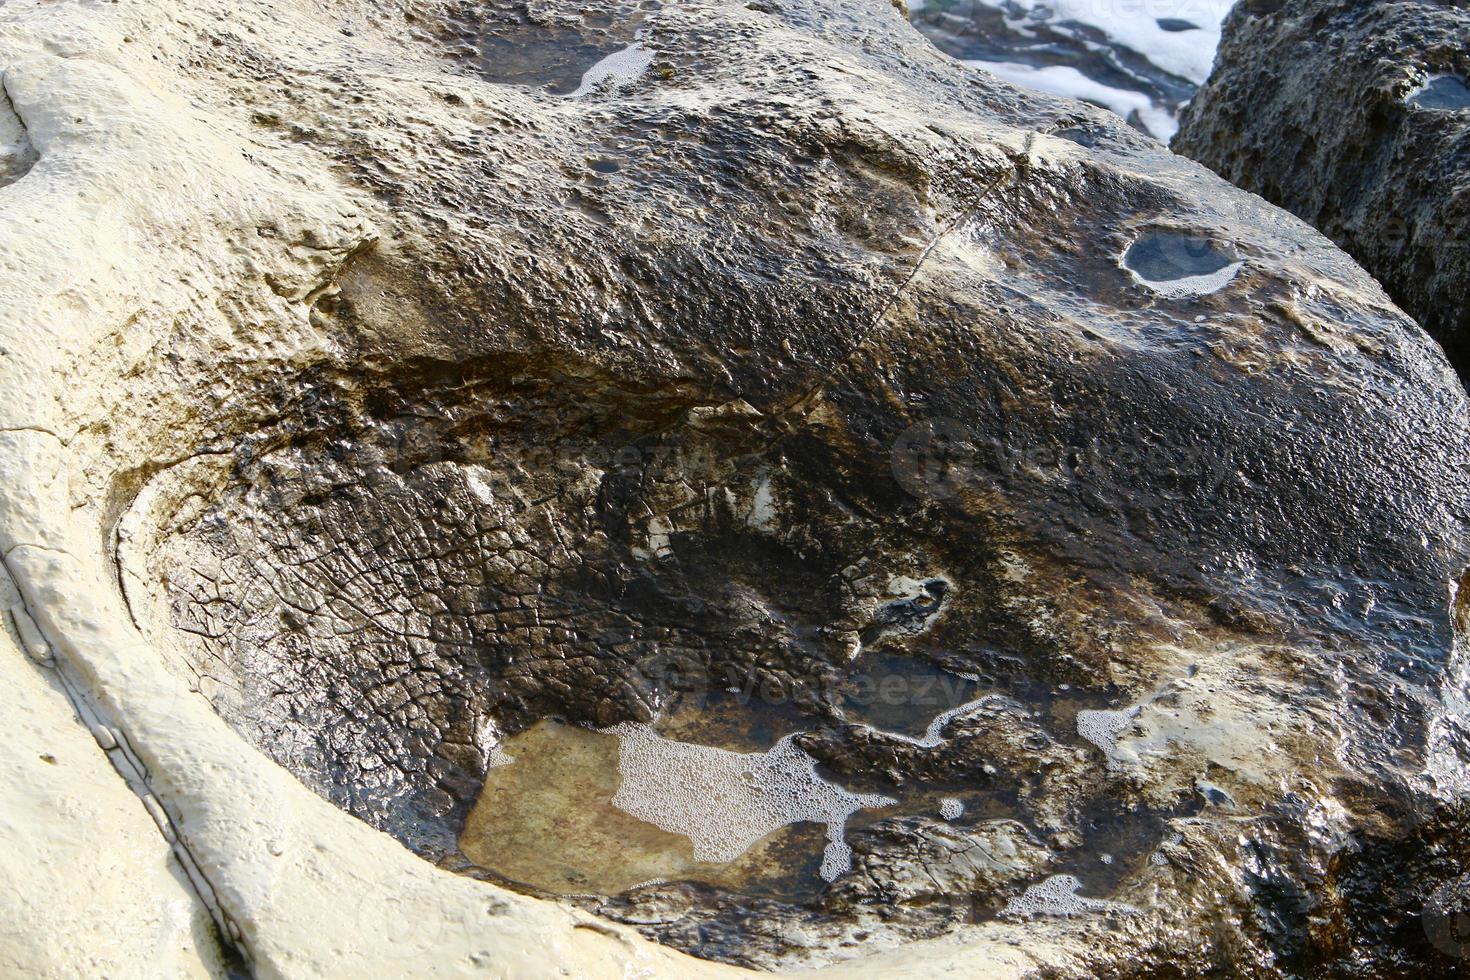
[2,0,1470,975]
[1174,0,1470,374]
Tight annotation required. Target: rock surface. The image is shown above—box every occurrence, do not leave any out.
[2,0,1470,976]
[0,570,227,979]
[1174,0,1470,374]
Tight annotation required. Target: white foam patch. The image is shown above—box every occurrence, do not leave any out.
[1003,874,1137,918]
[944,1,1234,141]
[747,474,776,529]
[604,723,895,881]
[1126,260,1243,298]
[939,797,965,821]
[568,44,654,99]
[961,1,1231,84]
[464,468,496,505]
[1076,706,1140,766]
[964,59,1179,141]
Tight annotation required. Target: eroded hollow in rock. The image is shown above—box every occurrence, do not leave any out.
[1121,229,1242,297]
[1407,74,1470,112]
[433,0,659,95]
[113,358,1197,967]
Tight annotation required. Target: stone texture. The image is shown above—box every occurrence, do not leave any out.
[1174,0,1470,374]
[0,569,225,980]
[1,0,1469,975]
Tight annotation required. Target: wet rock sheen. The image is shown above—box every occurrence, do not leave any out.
[1174,0,1470,376]
[96,0,1470,973]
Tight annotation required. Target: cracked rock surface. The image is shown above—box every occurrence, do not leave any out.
[1174,0,1470,376]
[3,0,1470,975]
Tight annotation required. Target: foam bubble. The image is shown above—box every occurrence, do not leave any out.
[1076,706,1140,766]
[568,44,653,99]
[604,722,895,881]
[939,797,965,821]
[964,60,1180,141]
[1003,874,1136,918]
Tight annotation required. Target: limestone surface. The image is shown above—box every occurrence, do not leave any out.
[1,0,1469,976]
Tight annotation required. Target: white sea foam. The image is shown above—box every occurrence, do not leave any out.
[568,44,654,99]
[1009,0,1234,84]
[1004,873,1137,918]
[604,723,896,881]
[1076,706,1139,765]
[934,0,1234,141]
[963,60,1180,141]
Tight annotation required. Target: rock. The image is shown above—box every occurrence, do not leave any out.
[835,817,1051,909]
[2,0,1470,975]
[1174,0,1470,374]
[0,569,225,978]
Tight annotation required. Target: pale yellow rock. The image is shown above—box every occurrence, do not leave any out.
[0,570,222,979]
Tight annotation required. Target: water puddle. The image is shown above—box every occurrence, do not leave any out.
[1121,230,1242,297]
[457,646,1178,949]
[834,650,979,738]
[461,713,893,897]
[460,3,658,96]
[459,655,992,898]
[1407,75,1470,112]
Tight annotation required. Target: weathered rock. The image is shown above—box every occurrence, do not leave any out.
[3,0,1470,975]
[1174,0,1470,374]
[0,570,228,979]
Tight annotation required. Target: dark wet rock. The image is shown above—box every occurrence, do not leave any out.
[109,0,1470,972]
[833,816,1051,910]
[1174,0,1470,375]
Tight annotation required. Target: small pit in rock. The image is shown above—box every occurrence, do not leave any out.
[1406,74,1470,112]
[440,1,658,95]
[1121,230,1242,297]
